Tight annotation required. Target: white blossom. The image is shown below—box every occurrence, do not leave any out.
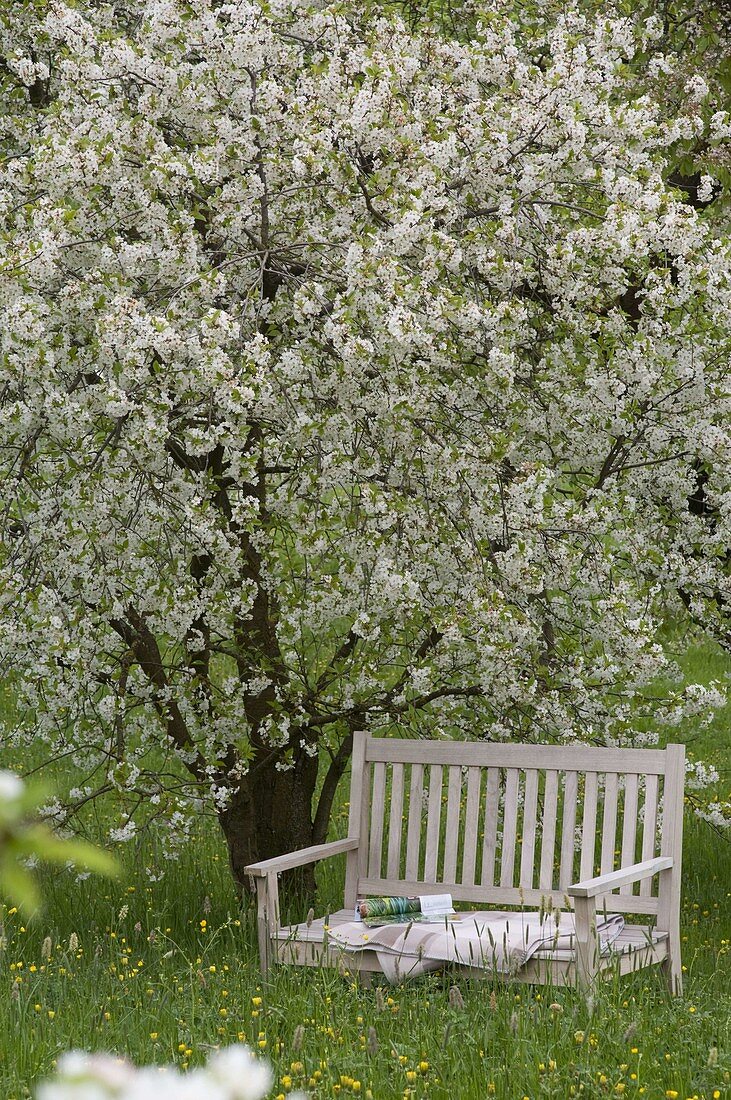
[0,0,728,865]
[36,1046,275,1100]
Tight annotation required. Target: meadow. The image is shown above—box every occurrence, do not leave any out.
[0,644,729,1100]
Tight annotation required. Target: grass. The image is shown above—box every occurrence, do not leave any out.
[0,643,729,1099]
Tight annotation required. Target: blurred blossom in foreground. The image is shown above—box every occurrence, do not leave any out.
[36,1045,307,1100]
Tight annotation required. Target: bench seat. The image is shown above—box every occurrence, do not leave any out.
[270,909,669,983]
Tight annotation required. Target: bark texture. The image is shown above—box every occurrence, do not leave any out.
[219,747,321,899]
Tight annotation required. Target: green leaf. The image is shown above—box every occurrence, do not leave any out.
[20,826,119,877]
[0,857,41,913]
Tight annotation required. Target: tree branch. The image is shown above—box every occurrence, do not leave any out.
[109,608,209,783]
[313,629,360,694]
[311,726,354,846]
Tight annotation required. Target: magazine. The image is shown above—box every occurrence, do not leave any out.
[354,893,456,927]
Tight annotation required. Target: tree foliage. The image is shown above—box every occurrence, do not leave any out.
[1,0,729,884]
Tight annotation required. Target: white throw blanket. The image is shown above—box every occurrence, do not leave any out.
[327,909,625,983]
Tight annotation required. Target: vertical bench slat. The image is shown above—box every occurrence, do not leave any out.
[368,762,387,878]
[559,771,578,889]
[519,769,539,889]
[500,769,521,888]
[481,767,500,886]
[619,774,640,895]
[640,773,659,897]
[600,772,619,875]
[579,772,599,881]
[405,763,424,880]
[461,767,482,885]
[442,766,462,884]
[386,763,405,879]
[345,730,369,907]
[423,765,443,882]
[539,770,559,890]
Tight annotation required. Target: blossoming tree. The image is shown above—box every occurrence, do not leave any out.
[1,0,730,888]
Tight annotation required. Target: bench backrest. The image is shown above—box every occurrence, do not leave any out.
[344,733,684,918]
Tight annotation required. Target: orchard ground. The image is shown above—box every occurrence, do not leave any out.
[0,643,729,1100]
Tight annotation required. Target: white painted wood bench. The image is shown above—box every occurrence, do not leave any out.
[245,733,685,993]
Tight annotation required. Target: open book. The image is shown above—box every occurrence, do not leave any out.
[354,893,457,927]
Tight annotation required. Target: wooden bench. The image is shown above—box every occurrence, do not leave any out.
[245,733,685,993]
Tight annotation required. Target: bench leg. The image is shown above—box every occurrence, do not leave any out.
[662,921,683,996]
[255,872,280,977]
[573,896,599,991]
[658,868,683,996]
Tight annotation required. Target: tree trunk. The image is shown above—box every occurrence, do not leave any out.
[218,746,321,901]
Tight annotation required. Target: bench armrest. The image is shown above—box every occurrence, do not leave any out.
[244,837,359,878]
[568,855,673,899]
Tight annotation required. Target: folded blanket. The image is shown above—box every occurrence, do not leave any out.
[327,909,625,984]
